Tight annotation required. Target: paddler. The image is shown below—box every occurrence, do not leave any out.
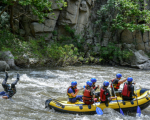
[100,81,117,107]
[110,73,128,96]
[67,81,83,103]
[121,77,136,100]
[83,81,95,105]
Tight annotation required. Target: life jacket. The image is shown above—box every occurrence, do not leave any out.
[83,88,93,105]
[121,83,131,97]
[100,87,109,102]
[111,78,120,89]
[92,84,96,89]
[67,86,77,98]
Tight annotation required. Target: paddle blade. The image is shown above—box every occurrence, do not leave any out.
[136,106,141,117]
[120,108,124,116]
[96,107,103,115]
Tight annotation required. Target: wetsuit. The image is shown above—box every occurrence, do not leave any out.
[67,86,82,103]
[100,86,111,107]
[0,74,19,98]
[111,79,122,96]
[122,82,135,100]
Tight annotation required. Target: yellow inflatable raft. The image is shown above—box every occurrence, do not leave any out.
[45,88,150,114]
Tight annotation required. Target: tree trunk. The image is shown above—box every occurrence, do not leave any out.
[10,5,14,33]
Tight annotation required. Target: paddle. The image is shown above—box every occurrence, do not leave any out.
[94,101,103,115]
[112,83,124,115]
[93,90,103,115]
[135,85,141,117]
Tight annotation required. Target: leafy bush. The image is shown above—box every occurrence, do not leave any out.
[0,29,80,66]
[96,42,133,62]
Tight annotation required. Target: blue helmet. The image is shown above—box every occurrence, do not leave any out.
[91,78,97,83]
[86,81,90,85]
[87,81,92,87]
[71,81,77,87]
[127,77,133,82]
[116,73,122,78]
[103,81,109,87]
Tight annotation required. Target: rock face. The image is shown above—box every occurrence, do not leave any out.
[12,0,95,41]
[0,51,18,71]
[1,0,150,69]
[130,50,150,70]
[0,61,10,71]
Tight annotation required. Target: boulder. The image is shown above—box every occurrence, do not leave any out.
[0,51,16,68]
[0,61,10,71]
[130,50,150,69]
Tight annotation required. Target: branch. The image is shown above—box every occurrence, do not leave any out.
[0,5,9,16]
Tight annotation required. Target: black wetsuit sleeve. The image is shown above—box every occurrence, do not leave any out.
[106,89,111,97]
[128,85,135,97]
[94,87,98,91]
[131,85,136,96]
[2,76,8,91]
[11,78,19,88]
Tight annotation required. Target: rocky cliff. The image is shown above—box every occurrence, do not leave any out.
[1,0,150,70]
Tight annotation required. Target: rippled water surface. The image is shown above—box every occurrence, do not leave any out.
[0,65,150,120]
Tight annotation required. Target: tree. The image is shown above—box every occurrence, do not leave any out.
[0,0,67,33]
[96,0,150,33]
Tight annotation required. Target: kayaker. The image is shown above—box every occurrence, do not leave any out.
[91,78,100,99]
[67,81,83,103]
[122,77,136,100]
[100,81,117,107]
[110,73,128,96]
[0,71,20,99]
[83,81,95,105]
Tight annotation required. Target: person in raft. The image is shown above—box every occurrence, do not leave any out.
[0,71,20,99]
[67,81,83,103]
[100,81,117,107]
[83,81,95,105]
[110,73,128,96]
[91,78,100,99]
[91,78,99,91]
[121,77,136,100]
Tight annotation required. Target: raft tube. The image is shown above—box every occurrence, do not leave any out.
[45,88,150,114]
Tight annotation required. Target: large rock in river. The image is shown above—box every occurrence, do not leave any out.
[130,50,150,70]
[0,61,10,71]
[0,51,18,70]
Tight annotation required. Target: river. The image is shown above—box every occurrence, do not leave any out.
[0,65,150,120]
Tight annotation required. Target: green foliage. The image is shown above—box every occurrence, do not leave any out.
[59,25,85,52]
[96,0,150,33]
[1,0,67,22]
[0,28,80,66]
[97,42,133,61]
[0,29,26,57]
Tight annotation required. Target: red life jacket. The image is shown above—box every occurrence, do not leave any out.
[83,89,93,105]
[111,78,120,89]
[100,87,108,102]
[67,86,77,98]
[121,83,131,97]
